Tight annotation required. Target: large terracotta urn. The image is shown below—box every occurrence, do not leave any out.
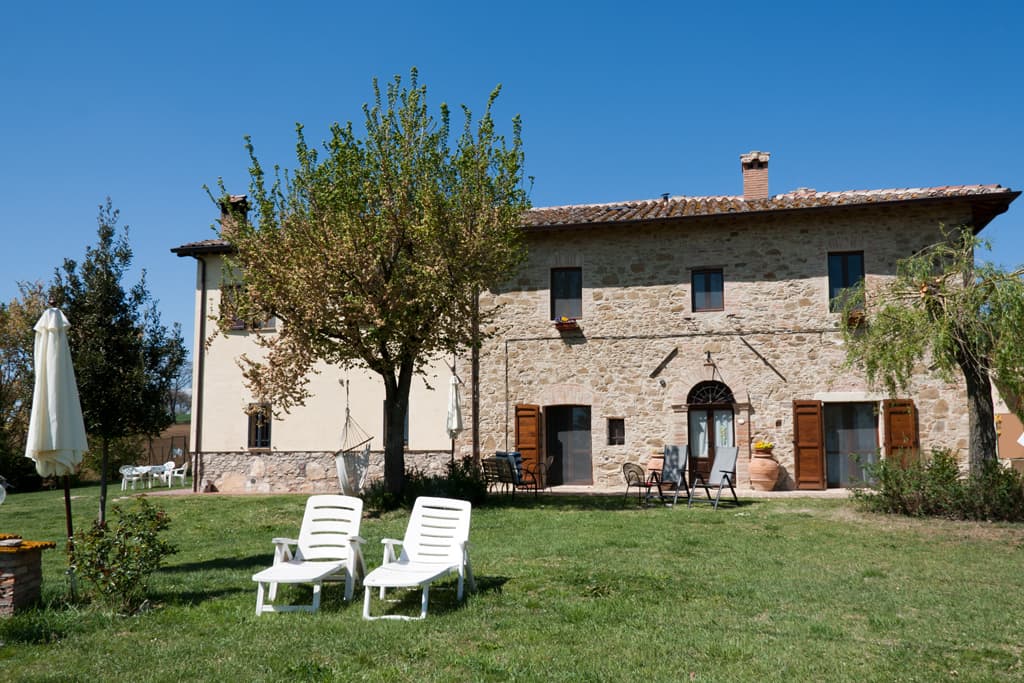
[749,449,780,491]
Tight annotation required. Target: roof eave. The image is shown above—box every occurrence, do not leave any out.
[523,190,1021,233]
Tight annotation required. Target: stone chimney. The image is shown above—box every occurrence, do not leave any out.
[740,151,771,200]
[219,194,249,238]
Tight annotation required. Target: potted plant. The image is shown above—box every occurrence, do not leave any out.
[750,439,780,491]
[554,315,580,332]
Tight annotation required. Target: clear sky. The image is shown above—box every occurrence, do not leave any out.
[2,1,1021,367]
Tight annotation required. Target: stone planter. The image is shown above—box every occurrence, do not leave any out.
[749,450,780,491]
[0,535,56,616]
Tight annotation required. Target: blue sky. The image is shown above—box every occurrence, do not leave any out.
[2,1,1022,365]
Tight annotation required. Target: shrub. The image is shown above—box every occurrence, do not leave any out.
[364,456,487,512]
[854,448,1024,522]
[72,497,177,613]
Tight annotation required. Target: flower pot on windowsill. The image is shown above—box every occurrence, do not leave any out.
[750,449,780,491]
[554,318,580,332]
[846,309,866,329]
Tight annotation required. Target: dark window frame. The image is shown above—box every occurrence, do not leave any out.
[550,267,583,321]
[222,284,275,332]
[828,251,865,312]
[691,268,724,312]
[247,403,272,450]
[607,418,625,446]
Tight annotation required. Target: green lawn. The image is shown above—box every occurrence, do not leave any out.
[2,485,1023,682]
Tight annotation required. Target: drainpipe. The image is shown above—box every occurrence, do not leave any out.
[191,256,208,493]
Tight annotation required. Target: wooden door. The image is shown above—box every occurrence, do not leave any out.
[793,400,825,490]
[514,404,543,485]
[883,399,919,467]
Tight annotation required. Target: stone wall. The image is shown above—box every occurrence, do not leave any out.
[465,204,976,489]
[198,449,452,494]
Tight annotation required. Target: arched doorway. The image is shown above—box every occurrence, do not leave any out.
[687,381,735,481]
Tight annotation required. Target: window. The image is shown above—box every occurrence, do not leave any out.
[828,252,864,312]
[691,269,724,312]
[550,267,582,320]
[607,418,625,446]
[222,285,275,331]
[247,403,271,449]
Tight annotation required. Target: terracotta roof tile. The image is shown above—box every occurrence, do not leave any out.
[172,184,1018,254]
[523,184,1016,229]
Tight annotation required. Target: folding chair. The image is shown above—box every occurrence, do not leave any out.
[662,444,689,506]
[688,445,739,509]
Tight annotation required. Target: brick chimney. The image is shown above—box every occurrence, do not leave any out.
[219,194,249,238]
[740,151,771,200]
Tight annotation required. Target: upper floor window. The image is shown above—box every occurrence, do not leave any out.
[692,269,724,312]
[551,267,582,320]
[247,403,272,450]
[828,252,865,312]
[222,285,275,331]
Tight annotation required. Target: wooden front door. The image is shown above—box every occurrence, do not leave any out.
[514,404,543,485]
[793,400,826,490]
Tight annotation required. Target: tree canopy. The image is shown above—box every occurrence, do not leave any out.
[52,199,187,522]
[841,226,1024,471]
[0,282,47,490]
[215,69,529,495]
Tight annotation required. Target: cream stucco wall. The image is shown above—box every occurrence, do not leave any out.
[184,254,451,490]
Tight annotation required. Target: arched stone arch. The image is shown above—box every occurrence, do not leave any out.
[540,383,595,407]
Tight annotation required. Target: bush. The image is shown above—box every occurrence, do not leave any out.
[72,497,177,613]
[854,448,1024,522]
[364,456,487,512]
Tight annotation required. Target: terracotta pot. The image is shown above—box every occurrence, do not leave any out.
[749,450,780,491]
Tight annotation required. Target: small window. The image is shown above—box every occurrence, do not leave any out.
[828,252,865,312]
[222,285,275,331]
[607,418,625,446]
[551,267,582,320]
[247,403,271,449]
[692,269,724,312]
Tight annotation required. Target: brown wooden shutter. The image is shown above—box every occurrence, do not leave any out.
[793,400,825,490]
[514,404,543,485]
[883,399,919,467]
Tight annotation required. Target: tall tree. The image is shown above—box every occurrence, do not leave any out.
[215,69,529,497]
[0,282,47,490]
[51,199,187,522]
[841,226,1024,471]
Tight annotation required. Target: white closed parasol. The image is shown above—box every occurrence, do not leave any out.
[25,307,88,541]
[446,372,463,462]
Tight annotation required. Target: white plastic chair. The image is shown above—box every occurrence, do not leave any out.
[170,459,188,486]
[252,495,366,615]
[362,496,475,620]
[119,465,143,491]
[151,461,175,488]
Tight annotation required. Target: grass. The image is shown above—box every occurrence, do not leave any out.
[2,485,1024,682]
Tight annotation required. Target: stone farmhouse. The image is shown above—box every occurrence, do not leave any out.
[473,152,1019,490]
[173,151,1020,493]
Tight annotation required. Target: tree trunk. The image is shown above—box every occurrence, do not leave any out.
[99,436,109,525]
[961,358,997,473]
[381,359,414,498]
[471,289,480,462]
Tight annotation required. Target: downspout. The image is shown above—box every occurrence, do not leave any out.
[192,255,208,492]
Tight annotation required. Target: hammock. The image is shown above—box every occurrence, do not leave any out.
[334,380,372,496]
